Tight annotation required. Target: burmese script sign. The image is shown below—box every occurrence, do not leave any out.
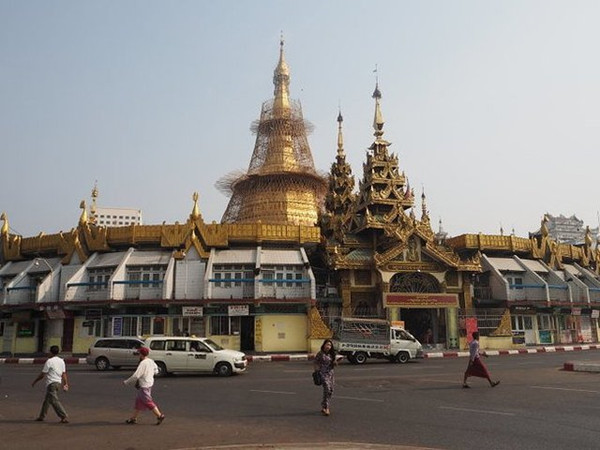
[384,293,459,308]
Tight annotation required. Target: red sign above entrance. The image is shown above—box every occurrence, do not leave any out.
[384,293,459,308]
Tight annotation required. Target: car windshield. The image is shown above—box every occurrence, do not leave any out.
[204,339,223,351]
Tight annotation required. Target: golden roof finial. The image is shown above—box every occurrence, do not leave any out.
[1,212,8,236]
[191,192,201,221]
[90,181,98,221]
[337,108,344,156]
[79,200,88,226]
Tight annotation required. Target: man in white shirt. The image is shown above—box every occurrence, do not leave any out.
[123,347,165,425]
[31,345,69,423]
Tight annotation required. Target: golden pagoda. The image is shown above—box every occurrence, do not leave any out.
[219,39,327,226]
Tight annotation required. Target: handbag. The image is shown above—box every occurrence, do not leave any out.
[312,370,323,386]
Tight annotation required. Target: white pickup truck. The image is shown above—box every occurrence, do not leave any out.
[333,318,424,364]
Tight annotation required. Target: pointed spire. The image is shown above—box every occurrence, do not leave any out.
[273,34,290,117]
[421,188,428,218]
[372,81,385,139]
[337,109,344,157]
[90,181,98,223]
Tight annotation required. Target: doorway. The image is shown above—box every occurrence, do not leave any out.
[61,318,74,352]
[240,316,255,352]
[401,308,447,348]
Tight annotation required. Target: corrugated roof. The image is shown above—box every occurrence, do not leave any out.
[261,249,303,265]
[346,249,372,262]
[487,257,524,272]
[213,249,257,264]
[563,264,581,276]
[88,252,127,268]
[519,259,548,273]
[0,260,32,276]
[128,251,172,266]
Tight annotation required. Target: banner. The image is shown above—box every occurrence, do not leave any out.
[384,293,459,308]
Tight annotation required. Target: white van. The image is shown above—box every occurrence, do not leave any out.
[144,336,247,377]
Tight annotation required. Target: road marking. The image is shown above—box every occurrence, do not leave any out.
[249,389,296,395]
[532,386,600,394]
[336,395,384,402]
[439,406,515,416]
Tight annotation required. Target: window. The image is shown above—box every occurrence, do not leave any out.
[122,317,138,336]
[508,277,523,289]
[214,273,222,287]
[149,340,165,350]
[0,321,5,336]
[153,317,165,335]
[141,317,152,335]
[166,340,187,351]
[210,316,241,335]
[88,268,112,291]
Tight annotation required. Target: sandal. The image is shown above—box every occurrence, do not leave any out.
[491,381,500,388]
[125,418,137,424]
[60,418,69,424]
[462,384,471,389]
[156,414,165,425]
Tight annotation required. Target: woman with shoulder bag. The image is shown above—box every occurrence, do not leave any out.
[313,339,338,416]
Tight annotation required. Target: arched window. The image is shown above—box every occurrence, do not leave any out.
[389,272,440,293]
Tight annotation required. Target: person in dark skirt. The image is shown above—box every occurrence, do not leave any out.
[463,331,500,388]
[313,339,338,416]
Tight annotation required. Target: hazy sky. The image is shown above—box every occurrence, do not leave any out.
[1,1,599,239]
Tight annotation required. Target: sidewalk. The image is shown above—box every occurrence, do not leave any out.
[2,343,600,365]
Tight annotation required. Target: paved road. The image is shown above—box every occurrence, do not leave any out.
[2,352,600,450]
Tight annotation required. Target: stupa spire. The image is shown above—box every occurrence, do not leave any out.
[273,35,291,117]
[337,109,344,156]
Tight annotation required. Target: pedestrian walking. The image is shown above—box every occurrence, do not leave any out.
[463,331,500,388]
[313,338,338,416]
[123,346,165,425]
[31,345,69,423]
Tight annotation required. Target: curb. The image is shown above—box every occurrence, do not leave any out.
[2,344,599,365]
[563,361,600,372]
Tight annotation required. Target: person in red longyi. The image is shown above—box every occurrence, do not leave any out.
[462,331,500,388]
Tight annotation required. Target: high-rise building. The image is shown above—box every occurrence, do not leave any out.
[89,184,142,227]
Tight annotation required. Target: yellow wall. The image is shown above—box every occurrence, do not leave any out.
[460,336,519,350]
[14,337,37,354]
[72,318,97,355]
[257,315,308,352]
[208,335,241,351]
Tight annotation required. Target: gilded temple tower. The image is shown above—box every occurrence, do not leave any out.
[219,40,326,226]
[348,83,415,235]
[322,110,355,237]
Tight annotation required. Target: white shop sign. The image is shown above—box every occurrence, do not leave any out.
[228,305,249,316]
[182,306,204,317]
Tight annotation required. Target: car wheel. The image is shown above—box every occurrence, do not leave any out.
[347,354,358,364]
[95,357,110,371]
[215,362,233,377]
[396,352,410,364]
[354,352,368,365]
[155,361,167,377]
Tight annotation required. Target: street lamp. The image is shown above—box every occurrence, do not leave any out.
[33,258,54,272]
[31,258,56,302]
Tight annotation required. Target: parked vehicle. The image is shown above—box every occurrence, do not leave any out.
[332,318,424,364]
[144,336,247,377]
[86,337,145,371]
